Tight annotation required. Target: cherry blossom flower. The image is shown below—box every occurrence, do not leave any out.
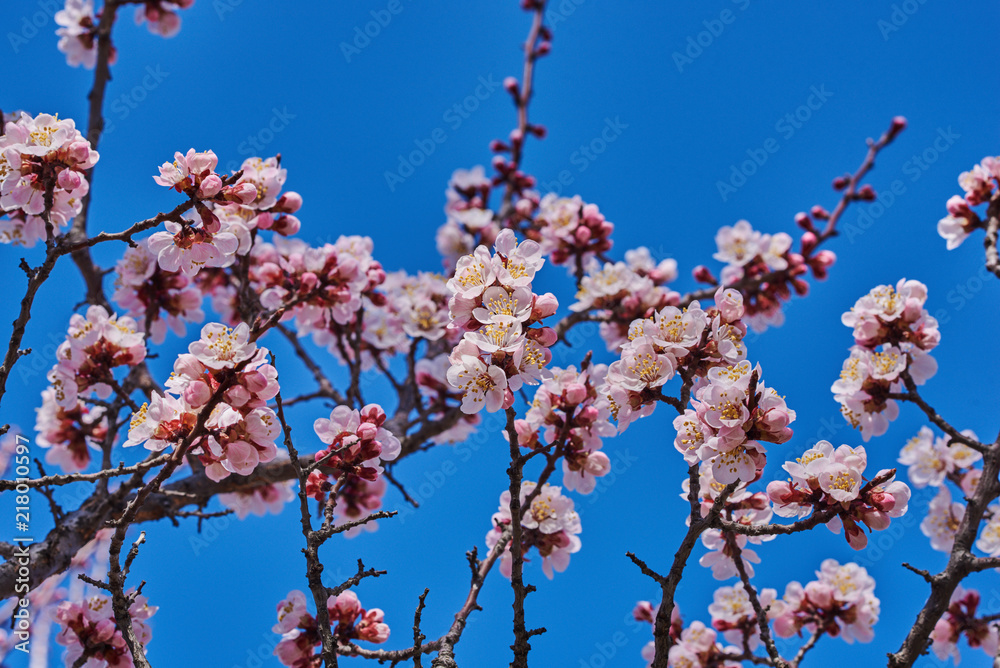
[709,582,778,650]
[134,0,194,38]
[272,589,389,666]
[486,482,582,579]
[124,327,280,481]
[219,480,296,520]
[54,591,157,668]
[769,440,910,550]
[772,560,880,644]
[46,305,146,410]
[0,112,99,245]
[308,404,400,494]
[898,426,981,488]
[112,240,206,344]
[921,486,965,553]
[931,586,999,664]
[147,220,240,277]
[55,0,114,69]
[35,387,109,473]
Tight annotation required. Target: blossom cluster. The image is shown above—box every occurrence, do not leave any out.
[55,0,115,69]
[219,480,296,520]
[436,166,499,270]
[250,235,387,359]
[902,422,993,559]
[683,463,774,580]
[937,155,1000,249]
[446,229,558,414]
[605,287,745,433]
[709,582,778,650]
[47,305,146,411]
[0,112,99,246]
[513,364,616,494]
[898,426,980,489]
[707,218,835,333]
[54,591,157,668]
[530,193,614,272]
[147,149,260,276]
[112,239,206,344]
[768,441,911,550]
[930,585,999,664]
[361,270,455,357]
[570,247,680,352]
[304,404,400,512]
[272,590,388,666]
[134,0,195,38]
[486,481,581,579]
[123,323,281,481]
[633,602,739,668]
[674,358,795,485]
[36,386,109,473]
[833,279,939,441]
[771,559,880,644]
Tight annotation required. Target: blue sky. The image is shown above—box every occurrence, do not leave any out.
[4,0,1000,666]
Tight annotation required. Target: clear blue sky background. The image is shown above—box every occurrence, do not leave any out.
[3,1,1000,666]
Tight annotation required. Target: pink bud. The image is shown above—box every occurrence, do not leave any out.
[184,380,212,408]
[888,115,907,140]
[832,175,849,191]
[198,174,223,198]
[504,76,519,93]
[272,214,301,236]
[861,509,891,531]
[813,250,836,267]
[226,182,258,204]
[530,327,558,348]
[66,140,93,165]
[574,226,591,244]
[794,211,813,230]
[356,422,378,442]
[713,287,743,323]
[800,231,817,255]
[276,191,303,213]
[692,265,717,285]
[56,169,82,191]
[360,404,386,427]
[224,384,251,407]
[857,184,876,201]
[564,382,588,405]
[810,205,829,220]
[531,293,559,319]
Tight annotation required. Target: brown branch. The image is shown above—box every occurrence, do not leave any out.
[726,532,788,668]
[888,371,988,454]
[679,117,905,307]
[887,441,1000,667]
